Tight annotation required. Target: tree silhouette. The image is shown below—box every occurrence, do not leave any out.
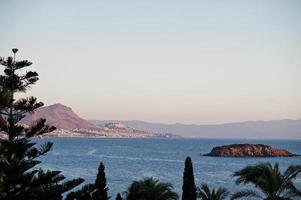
[182,157,197,200]
[115,193,123,200]
[65,184,95,200]
[198,184,228,200]
[126,177,179,200]
[231,162,301,200]
[92,162,110,200]
[66,162,110,200]
[0,49,84,200]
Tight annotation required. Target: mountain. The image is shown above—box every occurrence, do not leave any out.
[22,103,101,131]
[22,103,300,139]
[89,119,301,139]
[21,104,180,138]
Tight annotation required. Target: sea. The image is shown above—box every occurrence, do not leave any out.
[37,138,301,197]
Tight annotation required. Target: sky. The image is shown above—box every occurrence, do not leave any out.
[0,0,300,124]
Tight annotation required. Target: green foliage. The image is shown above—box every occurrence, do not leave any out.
[0,49,84,200]
[231,162,301,200]
[66,162,110,200]
[182,156,197,200]
[126,177,179,200]
[197,184,228,200]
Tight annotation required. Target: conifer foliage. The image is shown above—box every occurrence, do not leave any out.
[93,162,110,200]
[66,162,110,200]
[182,156,197,200]
[0,49,84,200]
[115,193,122,200]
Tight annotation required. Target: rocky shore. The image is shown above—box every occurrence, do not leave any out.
[204,144,296,157]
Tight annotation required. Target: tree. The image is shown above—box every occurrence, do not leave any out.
[115,193,123,200]
[182,157,197,200]
[197,184,228,200]
[66,162,110,200]
[126,177,179,200]
[231,162,301,200]
[0,49,84,200]
[92,162,110,200]
[65,184,95,200]
[0,87,9,129]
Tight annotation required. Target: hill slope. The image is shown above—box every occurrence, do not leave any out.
[21,104,180,138]
[90,119,301,139]
[22,103,101,130]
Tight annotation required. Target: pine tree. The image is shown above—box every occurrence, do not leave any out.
[182,156,197,200]
[92,162,110,200]
[0,49,84,200]
[115,193,122,200]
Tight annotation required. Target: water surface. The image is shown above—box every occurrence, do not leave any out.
[37,138,301,196]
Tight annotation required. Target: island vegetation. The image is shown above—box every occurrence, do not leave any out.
[0,49,301,199]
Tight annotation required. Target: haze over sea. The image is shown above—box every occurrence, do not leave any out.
[38,138,301,196]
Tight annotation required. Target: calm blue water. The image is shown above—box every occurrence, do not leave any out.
[37,138,301,197]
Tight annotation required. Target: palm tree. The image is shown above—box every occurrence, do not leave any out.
[231,162,301,200]
[126,177,179,200]
[198,184,228,200]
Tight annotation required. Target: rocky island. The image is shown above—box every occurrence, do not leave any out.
[204,144,296,157]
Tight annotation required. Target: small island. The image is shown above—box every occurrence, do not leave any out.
[203,144,296,157]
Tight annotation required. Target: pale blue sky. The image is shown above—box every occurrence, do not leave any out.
[0,0,300,124]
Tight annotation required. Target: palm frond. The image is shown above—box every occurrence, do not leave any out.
[231,190,263,200]
[198,184,210,200]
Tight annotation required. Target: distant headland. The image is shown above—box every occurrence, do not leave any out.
[19,103,181,139]
[203,144,297,157]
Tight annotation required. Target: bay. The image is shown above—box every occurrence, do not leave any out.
[37,138,301,196]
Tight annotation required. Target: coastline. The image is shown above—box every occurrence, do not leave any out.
[0,131,181,140]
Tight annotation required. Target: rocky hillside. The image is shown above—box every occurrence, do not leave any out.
[204,144,295,157]
[22,103,101,130]
[20,104,180,138]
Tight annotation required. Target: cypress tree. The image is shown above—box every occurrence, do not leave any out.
[92,162,110,200]
[115,193,122,200]
[66,162,110,200]
[0,49,84,200]
[182,156,197,200]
